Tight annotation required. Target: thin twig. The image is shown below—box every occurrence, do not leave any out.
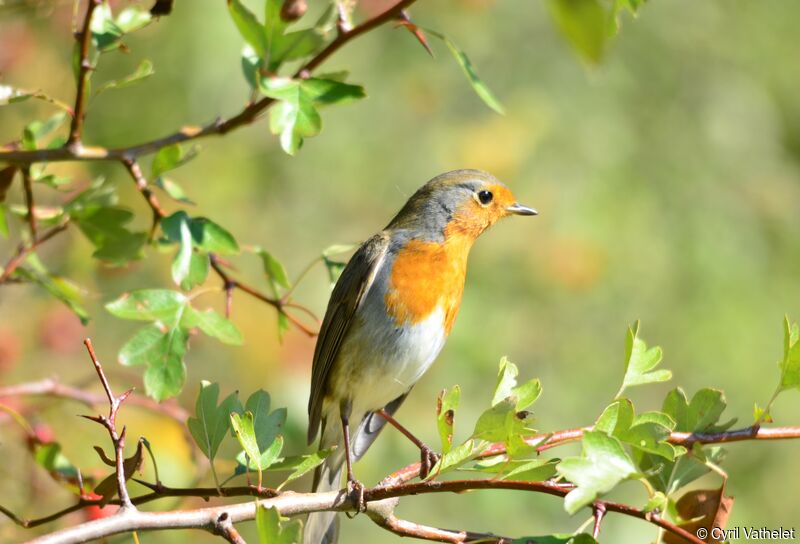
[0,0,420,165]
[0,221,70,283]
[82,339,136,511]
[68,0,100,146]
[122,158,166,239]
[21,165,37,239]
[0,377,189,423]
[209,254,319,336]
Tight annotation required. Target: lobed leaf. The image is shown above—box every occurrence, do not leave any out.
[556,430,637,514]
[188,382,242,462]
[616,321,671,397]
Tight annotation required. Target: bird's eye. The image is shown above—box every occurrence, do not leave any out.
[477,190,493,205]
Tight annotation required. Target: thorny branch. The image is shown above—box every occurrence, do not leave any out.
[80,338,136,511]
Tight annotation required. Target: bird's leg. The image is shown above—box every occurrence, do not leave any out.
[340,412,366,515]
[377,408,440,480]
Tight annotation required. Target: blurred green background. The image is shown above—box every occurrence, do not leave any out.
[2,0,800,542]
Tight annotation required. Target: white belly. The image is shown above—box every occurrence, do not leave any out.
[329,302,447,419]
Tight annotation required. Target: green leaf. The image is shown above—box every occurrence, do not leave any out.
[0,205,8,238]
[271,29,325,65]
[34,442,80,483]
[184,307,243,345]
[181,252,210,290]
[21,112,68,150]
[426,30,504,114]
[492,357,519,406]
[162,212,239,255]
[257,248,290,290]
[12,267,89,324]
[106,289,188,323]
[323,257,346,286]
[191,217,239,254]
[260,78,321,155]
[275,447,334,490]
[188,382,242,461]
[172,212,193,287]
[155,176,194,204]
[547,0,608,64]
[142,326,188,401]
[596,400,682,460]
[90,3,124,51]
[71,205,146,265]
[228,0,268,57]
[427,440,481,479]
[231,411,261,467]
[96,59,154,94]
[778,316,800,392]
[556,431,637,514]
[471,457,558,482]
[321,243,357,257]
[616,321,671,397]
[437,386,460,454]
[241,44,262,90]
[151,143,198,178]
[256,505,302,544]
[301,78,366,106]
[0,85,35,105]
[119,324,170,366]
[663,387,730,433]
[234,390,287,469]
[115,7,152,33]
[263,0,289,68]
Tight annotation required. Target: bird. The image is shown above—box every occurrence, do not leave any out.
[305,169,537,544]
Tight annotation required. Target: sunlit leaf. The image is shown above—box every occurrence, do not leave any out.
[188,381,242,462]
[96,59,154,94]
[557,430,637,514]
[426,29,504,114]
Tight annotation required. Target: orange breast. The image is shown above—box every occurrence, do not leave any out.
[384,227,474,334]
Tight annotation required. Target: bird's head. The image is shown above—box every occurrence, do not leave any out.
[387,169,537,241]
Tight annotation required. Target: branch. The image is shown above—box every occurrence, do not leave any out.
[21,165,37,238]
[68,0,100,146]
[121,157,166,239]
[0,0,419,165]
[209,254,319,336]
[0,221,70,284]
[0,377,188,423]
[9,422,800,542]
[81,339,136,511]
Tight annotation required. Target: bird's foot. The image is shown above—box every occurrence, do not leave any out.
[419,444,440,480]
[344,478,367,517]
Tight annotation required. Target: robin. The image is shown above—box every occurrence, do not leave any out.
[305,169,537,544]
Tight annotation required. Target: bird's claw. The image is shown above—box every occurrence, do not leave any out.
[419,445,440,480]
[345,478,367,517]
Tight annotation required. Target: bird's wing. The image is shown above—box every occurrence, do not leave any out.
[307,233,391,444]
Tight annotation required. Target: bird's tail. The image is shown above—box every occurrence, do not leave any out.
[304,417,345,544]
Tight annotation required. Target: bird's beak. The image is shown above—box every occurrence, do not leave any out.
[506,203,538,216]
